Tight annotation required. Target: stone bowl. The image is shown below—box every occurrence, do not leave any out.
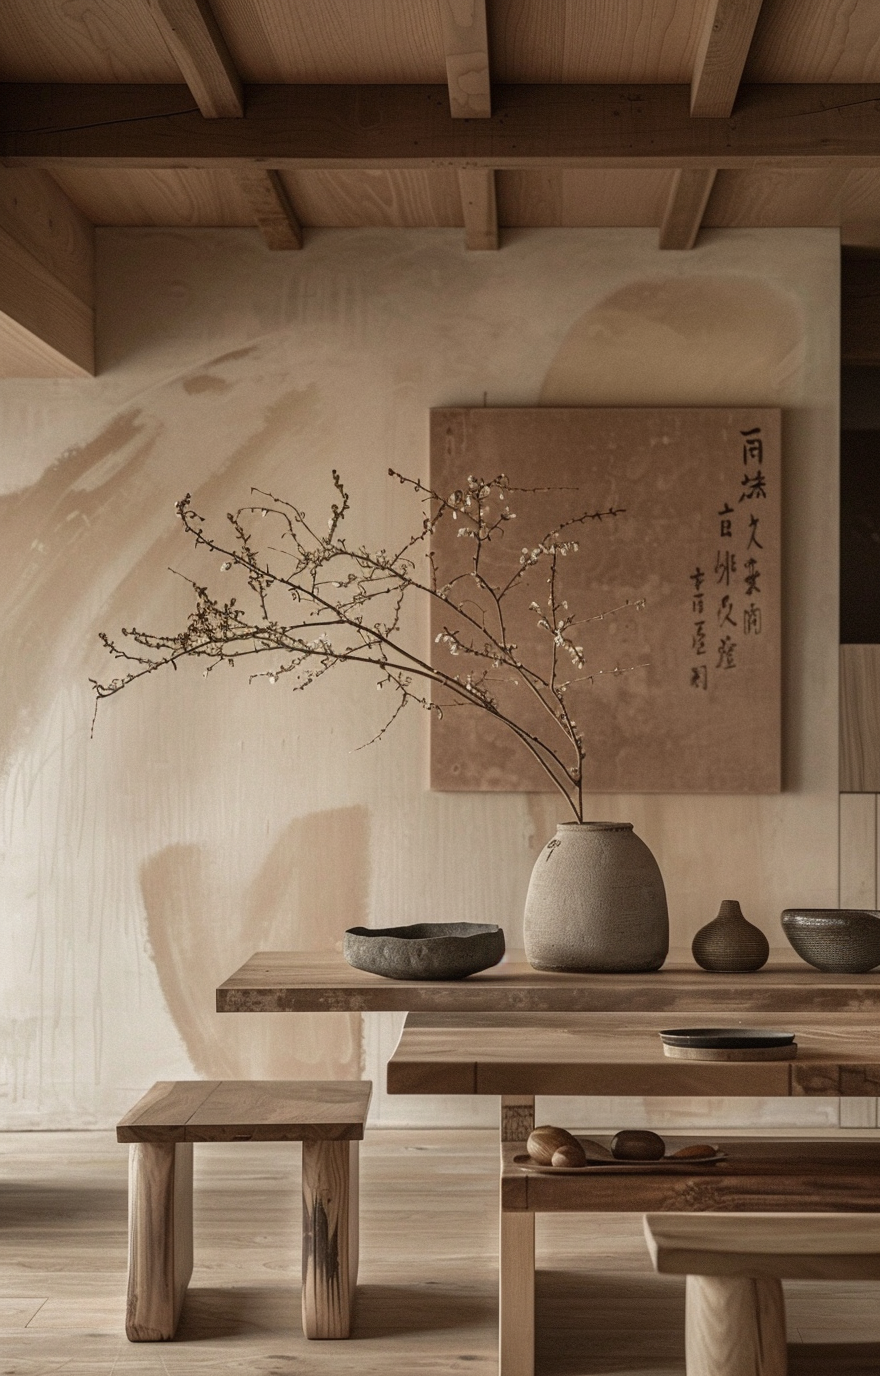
[343,922,505,981]
[781,909,880,973]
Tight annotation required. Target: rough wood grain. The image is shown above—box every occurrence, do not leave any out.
[500,1095,535,1143]
[217,951,880,1013]
[126,1141,193,1340]
[502,1137,880,1214]
[301,1138,357,1339]
[645,1211,880,1279]
[499,1211,534,1376]
[117,1081,221,1142]
[658,167,717,249]
[439,0,491,118]
[841,645,880,791]
[690,0,766,118]
[118,1080,371,1142]
[388,1012,880,1099]
[237,169,302,248]
[0,168,94,376]
[8,83,880,171]
[458,167,497,248]
[145,0,243,117]
[685,1274,785,1376]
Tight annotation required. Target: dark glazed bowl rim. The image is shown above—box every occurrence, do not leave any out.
[345,922,502,943]
[660,1027,795,1048]
[781,909,880,924]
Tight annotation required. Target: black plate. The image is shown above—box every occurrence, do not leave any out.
[659,1028,795,1049]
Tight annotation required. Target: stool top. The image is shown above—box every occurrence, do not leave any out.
[644,1212,880,1281]
[117,1079,372,1143]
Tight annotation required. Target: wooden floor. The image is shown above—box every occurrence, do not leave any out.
[2,1130,880,1375]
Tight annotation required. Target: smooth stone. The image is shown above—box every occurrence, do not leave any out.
[343,922,505,981]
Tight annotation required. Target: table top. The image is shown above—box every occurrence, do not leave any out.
[217,950,880,1015]
[386,1012,880,1097]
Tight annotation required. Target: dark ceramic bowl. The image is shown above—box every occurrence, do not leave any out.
[343,922,505,981]
[781,909,880,973]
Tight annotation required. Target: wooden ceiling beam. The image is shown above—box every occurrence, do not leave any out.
[238,169,302,249]
[438,0,491,119]
[145,0,243,118]
[458,168,497,248]
[658,168,718,249]
[690,0,765,118]
[0,169,93,375]
[4,83,880,170]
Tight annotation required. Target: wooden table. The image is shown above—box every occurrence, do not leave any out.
[218,953,880,1374]
[217,951,880,1014]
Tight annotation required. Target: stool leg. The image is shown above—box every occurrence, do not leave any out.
[126,1142,193,1341]
[686,1274,787,1376]
[500,1212,535,1376]
[301,1139,357,1339]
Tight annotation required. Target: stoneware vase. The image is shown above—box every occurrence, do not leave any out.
[523,821,668,973]
[691,898,770,972]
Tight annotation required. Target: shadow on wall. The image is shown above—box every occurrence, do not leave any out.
[541,275,805,406]
[139,805,369,1079]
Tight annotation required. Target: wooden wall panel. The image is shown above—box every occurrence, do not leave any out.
[0,0,180,82]
[746,0,880,83]
[840,645,880,792]
[497,169,673,228]
[50,169,254,228]
[839,792,877,907]
[704,170,847,229]
[281,169,462,228]
[490,0,712,82]
[210,0,445,83]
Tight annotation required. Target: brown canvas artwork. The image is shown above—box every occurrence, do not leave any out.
[429,407,781,794]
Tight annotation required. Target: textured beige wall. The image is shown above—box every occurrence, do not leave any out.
[0,226,838,1129]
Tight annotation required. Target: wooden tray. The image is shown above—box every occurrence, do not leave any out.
[662,1042,797,1061]
[514,1150,727,1176]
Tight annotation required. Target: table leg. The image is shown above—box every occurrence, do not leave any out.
[126,1141,193,1341]
[301,1139,357,1339]
[500,1096,535,1376]
[686,1274,786,1376]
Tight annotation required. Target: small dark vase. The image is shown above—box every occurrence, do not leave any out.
[692,899,770,972]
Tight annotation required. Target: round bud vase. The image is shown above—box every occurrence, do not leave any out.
[523,822,669,973]
[691,899,769,972]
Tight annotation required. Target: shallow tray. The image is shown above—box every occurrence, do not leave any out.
[514,1149,727,1176]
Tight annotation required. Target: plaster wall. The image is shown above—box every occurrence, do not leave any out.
[0,226,839,1129]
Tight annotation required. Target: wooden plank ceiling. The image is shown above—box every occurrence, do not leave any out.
[2,0,880,373]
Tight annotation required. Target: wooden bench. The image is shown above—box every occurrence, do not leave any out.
[116,1079,372,1343]
[500,1135,880,1376]
[644,1212,880,1376]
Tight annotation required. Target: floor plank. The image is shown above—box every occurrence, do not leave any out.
[1,1130,879,1373]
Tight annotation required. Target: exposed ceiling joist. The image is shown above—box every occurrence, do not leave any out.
[690,0,765,118]
[237,169,302,248]
[458,167,497,248]
[658,168,718,248]
[0,169,93,375]
[4,83,879,170]
[438,0,491,119]
[145,0,243,118]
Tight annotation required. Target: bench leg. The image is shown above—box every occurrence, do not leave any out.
[500,1212,535,1376]
[301,1139,358,1339]
[686,1274,786,1376]
[126,1142,193,1341]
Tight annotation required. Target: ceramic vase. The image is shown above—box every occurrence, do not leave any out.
[523,821,668,973]
[692,899,769,972]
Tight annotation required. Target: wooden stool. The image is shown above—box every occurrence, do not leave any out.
[117,1079,372,1343]
[643,1212,880,1376]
